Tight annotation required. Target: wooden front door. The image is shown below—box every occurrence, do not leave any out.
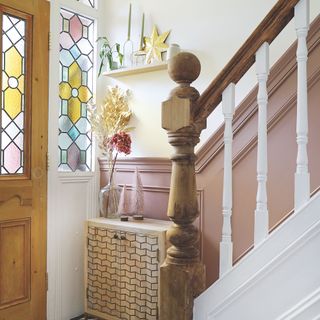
[0,0,49,319]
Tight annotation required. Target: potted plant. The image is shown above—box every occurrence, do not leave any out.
[97,37,124,75]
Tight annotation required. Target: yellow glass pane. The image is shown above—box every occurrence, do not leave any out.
[18,75,24,93]
[68,97,81,123]
[59,82,72,99]
[69,62,81,88]
[2,73,8,91]
[78,86,91,103]
[5,47,22,78]
[4,88,21,119]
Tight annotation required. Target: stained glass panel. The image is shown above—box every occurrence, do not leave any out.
[76,0,96,9]
[1,14,26,174]
[59,9,94,172]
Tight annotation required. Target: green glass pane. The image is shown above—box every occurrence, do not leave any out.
[83,26,88,38]
[81,71,87,86]
[61,150,67,163]
[62,66,68,81]
[61,100,68,115]
[80,150,86,164]
[63,19,69,32]
[81,103,87,117]
[68,126,80,140]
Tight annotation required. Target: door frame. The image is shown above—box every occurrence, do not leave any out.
[46,0,104,318]
[0,0,50,319]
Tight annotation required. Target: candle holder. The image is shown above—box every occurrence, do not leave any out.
[123,40,134,68]
[123,3,134,68]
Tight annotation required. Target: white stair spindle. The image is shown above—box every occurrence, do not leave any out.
[254,42,270,246]
[294,0,310,210]
[220,83,235,277]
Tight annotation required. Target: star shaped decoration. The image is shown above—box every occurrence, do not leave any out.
[142,26,170,64]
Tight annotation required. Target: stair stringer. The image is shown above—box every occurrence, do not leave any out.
[194,192,320,320]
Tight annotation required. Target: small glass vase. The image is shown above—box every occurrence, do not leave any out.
[99,183,122,219]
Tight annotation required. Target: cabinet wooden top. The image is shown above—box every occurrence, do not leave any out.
[87,217,172,233]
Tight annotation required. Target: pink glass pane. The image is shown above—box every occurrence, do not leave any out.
[3,143,21,173]
[60,32,73,50]
[69,15,82,42]
[67,142,80,172]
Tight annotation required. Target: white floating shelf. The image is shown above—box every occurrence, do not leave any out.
[103,62,168,78]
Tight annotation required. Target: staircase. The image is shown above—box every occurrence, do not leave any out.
[159,0,320,319]
[194,192,320,319]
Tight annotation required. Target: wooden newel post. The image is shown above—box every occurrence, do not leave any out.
[160,52,206,320]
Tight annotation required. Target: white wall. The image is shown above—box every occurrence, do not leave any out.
[102,0,320,157]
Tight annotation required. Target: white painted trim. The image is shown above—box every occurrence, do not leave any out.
[194,192,320,320]
[47,1,63,318]
[209,215,320,318]
[58,172,95,183]
[276,287,320,320]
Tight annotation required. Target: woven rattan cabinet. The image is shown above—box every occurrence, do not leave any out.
[84,218,171,320]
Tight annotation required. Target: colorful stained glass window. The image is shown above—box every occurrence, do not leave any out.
[59,9,94,172]
[1,14,26,174]
[76,0,96,9]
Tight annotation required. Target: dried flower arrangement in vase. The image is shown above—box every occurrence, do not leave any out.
[88,86,133,218]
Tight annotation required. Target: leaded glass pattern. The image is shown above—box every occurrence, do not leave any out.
[76,0,96,9]
[1,14,26,174]
[59,9,94,172]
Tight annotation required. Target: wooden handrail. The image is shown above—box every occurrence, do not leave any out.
[196,0,300,122]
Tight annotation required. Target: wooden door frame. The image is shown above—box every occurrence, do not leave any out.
[0,0,50,319]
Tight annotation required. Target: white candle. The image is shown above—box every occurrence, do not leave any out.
[127,3,132,40]
[140,13,145,49]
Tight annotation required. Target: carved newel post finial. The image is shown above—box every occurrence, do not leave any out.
[160,52,206,320]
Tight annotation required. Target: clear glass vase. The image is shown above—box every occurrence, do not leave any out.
[99,183,122,219]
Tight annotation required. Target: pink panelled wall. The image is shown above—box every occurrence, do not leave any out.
[99,158,171,221]
[99,16,320,287]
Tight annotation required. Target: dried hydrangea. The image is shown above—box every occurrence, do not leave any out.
[109,132,131,155]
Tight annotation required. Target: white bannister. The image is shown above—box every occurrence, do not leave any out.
[294,0,310,210]
[220,83,235,277]
[254,42,270,246]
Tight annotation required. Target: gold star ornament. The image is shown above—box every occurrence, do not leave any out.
[143,26,170,64]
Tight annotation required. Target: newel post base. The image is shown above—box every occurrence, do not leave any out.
[160,262,205,320]
[159,52,206,320]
